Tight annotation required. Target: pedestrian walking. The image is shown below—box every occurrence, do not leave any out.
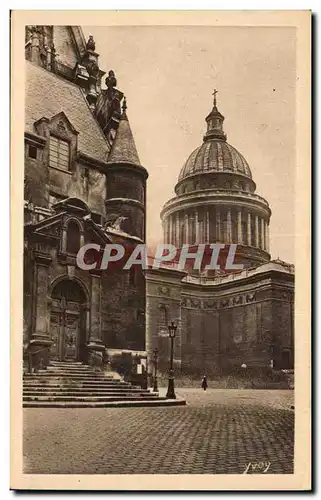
[201,375,208,391]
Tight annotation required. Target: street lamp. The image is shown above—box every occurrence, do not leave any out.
[153,347,159,392]
[166,321,177,399]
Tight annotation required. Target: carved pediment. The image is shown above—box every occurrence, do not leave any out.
[35,111,78,140]
[29,213,63,240]
[53,197,90,215]
[50,112,79,137]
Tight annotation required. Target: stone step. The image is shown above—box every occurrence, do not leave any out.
[23,392,156,399]
[24,378,133,385]
[24,376,126,383]
[22,361,185,408]
[50,361,84,365]
[25,371,114,378]
[23,376,123,383]
[23,389,153,396]
[45,369,106,375]
[23,399,186,408]
[23,379,133,386]
[23,382,134,391]
[23,394,163,402]
[46,365,106,371]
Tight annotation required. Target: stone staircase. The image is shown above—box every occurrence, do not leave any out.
[23,361,185,408]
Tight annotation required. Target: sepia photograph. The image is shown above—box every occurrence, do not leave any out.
[10,10,311,491]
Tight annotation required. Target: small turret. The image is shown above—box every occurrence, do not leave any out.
[105,98,148,241]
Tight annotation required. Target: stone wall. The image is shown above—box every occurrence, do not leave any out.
[146,268,294,376]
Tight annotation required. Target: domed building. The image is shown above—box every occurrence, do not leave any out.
[161,93,271,269]
[146,93,295,382]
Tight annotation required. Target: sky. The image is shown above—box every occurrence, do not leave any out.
[83,26,296,263]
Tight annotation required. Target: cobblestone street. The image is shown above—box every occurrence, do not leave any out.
[23,389,294,475]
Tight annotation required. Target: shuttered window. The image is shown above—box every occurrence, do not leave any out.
[49,136,70,171]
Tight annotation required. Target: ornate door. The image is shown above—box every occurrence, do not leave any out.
[49,280,87,361]
[64,301,81,360]
[49,308,61,360]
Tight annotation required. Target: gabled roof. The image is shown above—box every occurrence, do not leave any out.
[25,61,110,163]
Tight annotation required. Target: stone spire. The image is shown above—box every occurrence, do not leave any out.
[204,89,227,142]
[107,97,141,166]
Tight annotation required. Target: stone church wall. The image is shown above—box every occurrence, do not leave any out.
[146,269,294,377]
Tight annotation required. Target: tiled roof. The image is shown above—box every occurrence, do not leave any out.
[25,61,110,163]
[107,114,141,166]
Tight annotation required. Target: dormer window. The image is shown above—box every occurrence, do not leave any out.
[49,135,70,171]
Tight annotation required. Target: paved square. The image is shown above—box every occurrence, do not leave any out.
[23,389,294,474]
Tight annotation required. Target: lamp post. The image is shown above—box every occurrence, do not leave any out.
[153,347,159,392]
[166,321,177,399]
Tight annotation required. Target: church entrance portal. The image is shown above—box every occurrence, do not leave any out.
[49,280,87,362]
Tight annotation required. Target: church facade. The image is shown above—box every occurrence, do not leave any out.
[145,95,294,377]
[23,26,148,376]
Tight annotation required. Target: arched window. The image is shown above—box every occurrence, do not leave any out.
[66,221,80,254]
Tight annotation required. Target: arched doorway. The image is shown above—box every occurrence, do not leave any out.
[49,279,88,362]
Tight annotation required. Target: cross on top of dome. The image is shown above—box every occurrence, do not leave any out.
[212,88,218,107]
[204,89,226,141]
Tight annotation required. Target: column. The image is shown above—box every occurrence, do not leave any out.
[33,255,51,336]
[195,211,199,244]
[265,222,270,253]
[205,210,210,243]
[247,212,252,246]
[172,215,175,245]
[175,212,180,247]
[227,209,232,244]
[185,213,189,244]
[237,210,243,244]
[255,215,259,247]
[61,227,67,252]
[261,218,265,250]
[89,272,102,344]
[216,208,221,241]
[169,215,173,245]
[189,215,193,244]
[30,251,52,368]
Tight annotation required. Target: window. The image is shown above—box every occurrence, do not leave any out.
[49,136,70,171]
[66,221,80,254]
[28,144,37,159]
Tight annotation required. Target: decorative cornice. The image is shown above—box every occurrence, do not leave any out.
[105,161,149,180]
[105,197,145,210]
[77,151,109,171]
[33,251,52,266]
[161,190,271,220]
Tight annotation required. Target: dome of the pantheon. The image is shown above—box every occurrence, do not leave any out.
[177,95,253,187]
[178,135,252,182]
[161,91,271,268]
